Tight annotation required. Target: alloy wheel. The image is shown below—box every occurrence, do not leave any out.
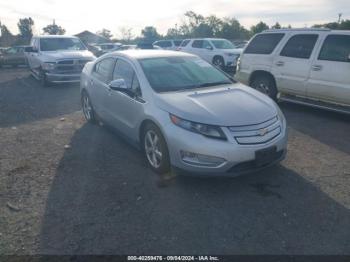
[82,95,92,121]
[144,130,163,169]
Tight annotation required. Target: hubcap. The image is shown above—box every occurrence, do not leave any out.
[256,83,270,95]
[144,130,162,169]
[214,59,223,68]
[82,95,92,120]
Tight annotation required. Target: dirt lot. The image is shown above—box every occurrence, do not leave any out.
[0,68,350,255]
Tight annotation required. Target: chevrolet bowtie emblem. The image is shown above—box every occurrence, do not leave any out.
[259,128,268,136]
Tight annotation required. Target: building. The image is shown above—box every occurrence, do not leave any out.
[74,30,110,45]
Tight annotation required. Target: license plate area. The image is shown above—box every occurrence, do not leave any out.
[255,146,277,167]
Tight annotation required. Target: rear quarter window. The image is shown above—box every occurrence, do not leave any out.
[318,34,350,62]
[244,33,285,54]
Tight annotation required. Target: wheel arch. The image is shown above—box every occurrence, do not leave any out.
[249,70,277,88]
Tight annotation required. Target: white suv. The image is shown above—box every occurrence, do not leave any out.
[236,29,350,113]
[178,38,242,70]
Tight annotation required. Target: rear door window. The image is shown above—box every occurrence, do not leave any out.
[318,35,350,62]
[174,40,182,46]
[245,33,285,54]
[192,40,204,48]
[280,34,318,59]
[180,40,190,47]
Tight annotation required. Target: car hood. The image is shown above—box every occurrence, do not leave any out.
[224,48,243,54]
[41,50,95,62]
[154,83,278,126]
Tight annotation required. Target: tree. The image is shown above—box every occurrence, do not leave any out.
[141,26,160,42]
[0,22,15,46]
[217,17,249,39]
[119,27,134,43]
[17,17,34,39]
[250,21,269,35]
[43,20,66,35]
[272,22,281,29]
[97,29,113,39]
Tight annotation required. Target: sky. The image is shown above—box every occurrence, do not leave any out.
[0,0,349,38]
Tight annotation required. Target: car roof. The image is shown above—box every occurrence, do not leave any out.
[33,35,79,39]
[109,50,196,60]
[263,28,350,33]
[184,38,227,41]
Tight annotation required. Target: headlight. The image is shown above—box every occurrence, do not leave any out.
[277,107,286,128]
[42,62,56,71]
[170,114,227,140]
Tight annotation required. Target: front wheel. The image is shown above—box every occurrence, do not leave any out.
[212,56,225,70]
[143,123,170,174]
[39,69,51,87]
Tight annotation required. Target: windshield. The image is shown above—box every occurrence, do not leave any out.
[40,38,86,51]
[211,39,236,49]
[139,56,232,93]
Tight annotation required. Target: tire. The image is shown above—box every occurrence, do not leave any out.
[212,56,225,70]
[142,123,170,174]
[251,74,278,100]
[39,69,51,87]
[81,91,97,124]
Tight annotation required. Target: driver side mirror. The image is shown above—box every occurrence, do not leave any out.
[109,79,134,96]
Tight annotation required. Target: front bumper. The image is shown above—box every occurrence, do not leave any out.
[164,122,288,177]
[45,72,81,83]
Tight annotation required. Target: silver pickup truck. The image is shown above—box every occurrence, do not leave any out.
[25,35,95,86]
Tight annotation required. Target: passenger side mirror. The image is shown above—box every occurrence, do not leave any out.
[109,79,134,96]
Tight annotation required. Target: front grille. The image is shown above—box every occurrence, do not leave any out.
[229,116,281,145]
[55,59,90,73]
[228,150,284,173]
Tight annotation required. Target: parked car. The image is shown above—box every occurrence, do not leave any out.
[152,39,183,50]
[0,46,28,68]
[119,45,138,51]
[178,38,243,71]
[236,28,350,114]
[137,42,161,50]
[25,35,95,86]
[92,43,123,56]
[80,50,287,176]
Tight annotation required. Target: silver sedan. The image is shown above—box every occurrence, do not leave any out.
[80,50,288,176]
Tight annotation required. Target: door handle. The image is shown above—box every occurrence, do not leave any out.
[312,65,323,71]
[90,79,94,85]
[275,61,284,66]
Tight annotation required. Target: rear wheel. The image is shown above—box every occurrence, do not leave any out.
[251,75,278,100]
[81,92,97,124]
[142,123,170,174]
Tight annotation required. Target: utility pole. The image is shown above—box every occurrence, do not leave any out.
[338,13,342,24]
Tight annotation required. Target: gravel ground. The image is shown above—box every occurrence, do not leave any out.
[0,68,349,255]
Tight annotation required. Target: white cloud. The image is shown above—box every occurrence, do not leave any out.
[0,0,348,36]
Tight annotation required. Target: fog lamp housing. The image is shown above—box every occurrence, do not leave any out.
[180,150,226,167]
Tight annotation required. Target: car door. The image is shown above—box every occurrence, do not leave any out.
[190,40,204,58]
[272,34,319,96]
[89,57,116,120]
[201,40,215,62]
[306,34,350,105]
[105,58,145,141]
